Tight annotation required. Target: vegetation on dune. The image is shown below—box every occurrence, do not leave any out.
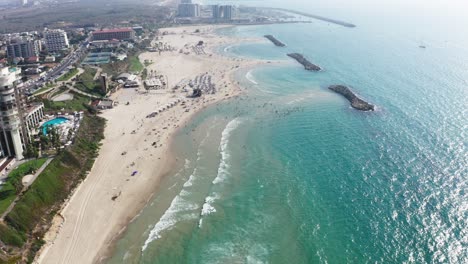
[73,66,105,96]
[0,159,47,215]
[128,55,144,73]
[0,2,172,33]
[0,115,106,262]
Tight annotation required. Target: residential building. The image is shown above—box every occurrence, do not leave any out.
[43,29,70,53]
[178,3,200,17]
[92,28,135,41]
[6,38,41,59]
[0,66,25,159]
[0,66,44,159]
[212,5,234,20]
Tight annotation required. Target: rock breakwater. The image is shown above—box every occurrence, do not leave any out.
[328,85,375,111]
[264,35,286,47]
[287,53,321,71]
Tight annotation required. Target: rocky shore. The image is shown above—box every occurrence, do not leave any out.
[264,35,286,47]
[328,85,375,111]
[287,53,321,71]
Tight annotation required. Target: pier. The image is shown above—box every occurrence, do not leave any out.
[266,8,356,28]
[287,53,321,71]
[328,85,375,111]
[264,35,286,47]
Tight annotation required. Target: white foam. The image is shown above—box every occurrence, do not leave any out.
[212,118,242,185]
[201,195,218,216]
[184,159,191,169]
[224,45,233,52]
[246,70,258,85]
[183,172,196,187]
[142,184,198,252]
[199,195,217,227]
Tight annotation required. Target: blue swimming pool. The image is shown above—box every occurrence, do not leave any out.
[42,117,69,135]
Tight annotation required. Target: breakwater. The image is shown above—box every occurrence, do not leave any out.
[264,35,286,47]
[328,85,375,111]
[287,53,321,71]
[266,7,356,28]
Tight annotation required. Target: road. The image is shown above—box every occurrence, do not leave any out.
[23,36,91,95]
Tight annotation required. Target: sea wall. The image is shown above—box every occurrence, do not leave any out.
[287,53,321,71]
[328,85,375,111]
[264,35,286,47]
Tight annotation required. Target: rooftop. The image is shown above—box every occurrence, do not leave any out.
[93,28,133,34]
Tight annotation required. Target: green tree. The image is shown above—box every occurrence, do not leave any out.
[23,143,39,159]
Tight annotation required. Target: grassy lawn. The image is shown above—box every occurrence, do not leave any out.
[0,158,47,215]
[56,68,79,82]
[74,67,104,96]
[129,55,144,73]
[43,93,91,112]
[33,83,56,95]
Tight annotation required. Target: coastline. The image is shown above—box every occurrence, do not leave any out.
[35,25,269,264]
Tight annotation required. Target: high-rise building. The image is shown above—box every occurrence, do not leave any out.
[0,66,44,159]
[181,0,192,3]
[223,5,233,20]
[43,29,69,53]
[212,5,234,20]
[6,38,41,59]
[178,3,200,17]
[0,67,25,159]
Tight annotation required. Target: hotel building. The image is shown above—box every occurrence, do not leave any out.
[92,28,135,41]
[43,29,70,53]
[0,66,44,159]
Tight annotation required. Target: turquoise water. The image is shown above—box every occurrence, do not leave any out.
[107,7,467,264]
[42,117,68,134]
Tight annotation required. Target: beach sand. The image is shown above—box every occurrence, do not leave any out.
[35,25,265,264]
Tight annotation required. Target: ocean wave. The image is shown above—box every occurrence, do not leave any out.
[224,45,233,53]
[246,70,258,85]
[199,195,218,227]
[198,119,242,227]
[142,192,198,251]
[183,172,197,187]
[212,118,242,185]
[142,120,219,251]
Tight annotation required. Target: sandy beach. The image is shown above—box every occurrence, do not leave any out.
[35,25,265,264]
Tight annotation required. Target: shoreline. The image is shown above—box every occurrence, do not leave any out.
[35,25,270,264]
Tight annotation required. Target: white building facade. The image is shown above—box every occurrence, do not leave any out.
[0,67,25,159]
[0,67,44,159]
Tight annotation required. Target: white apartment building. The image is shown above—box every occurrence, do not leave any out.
[43,29,69,53]
[0,66,44,159]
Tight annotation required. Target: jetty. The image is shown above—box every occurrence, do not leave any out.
[287,53,321,71]
[328,85,375,111]
[264,35,286,47]
[267,8,356,28]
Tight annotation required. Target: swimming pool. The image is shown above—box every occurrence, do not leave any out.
[42,117,69,135]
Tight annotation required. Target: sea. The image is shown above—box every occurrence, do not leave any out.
[106,1,467,263]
